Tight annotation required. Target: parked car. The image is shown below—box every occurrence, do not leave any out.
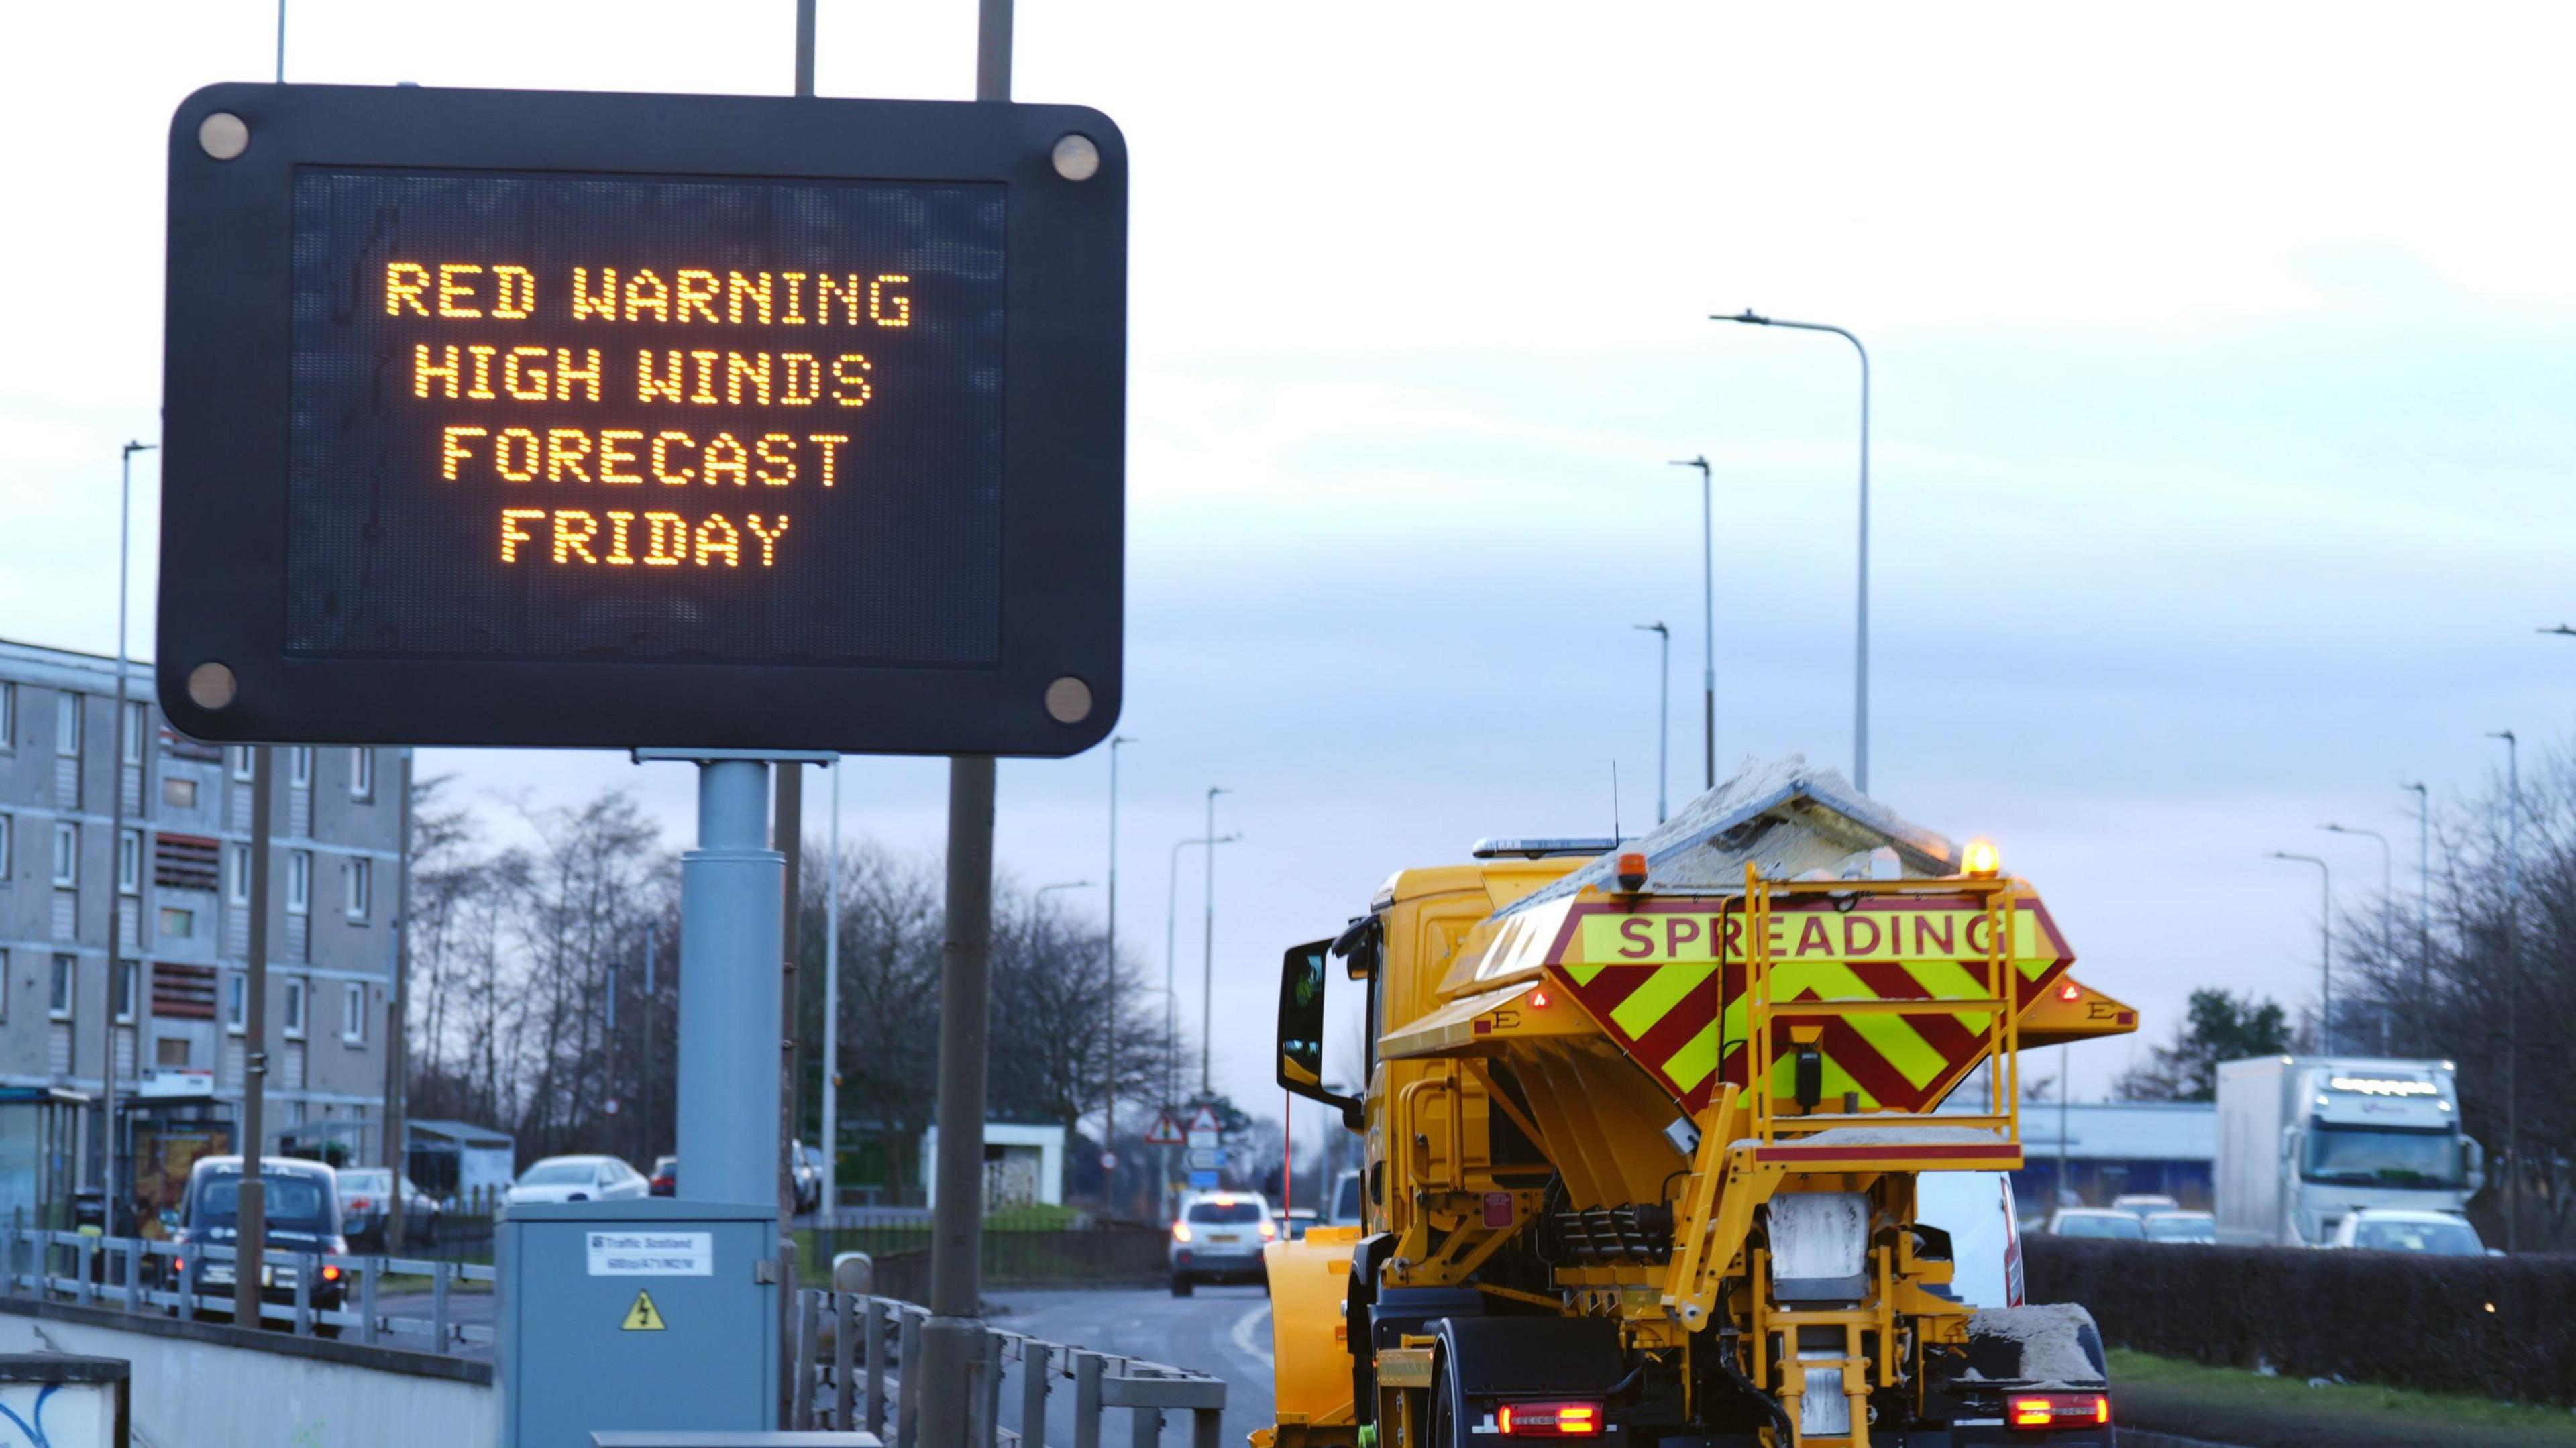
[2109,1193,2182,1219]
[2327,1208,2489,1256]
[1169,1193,1275,1296]
[335,1168,441,1251]
[2142,1210,2217,1244]
[791,1141,823,1215]
[2046,1209,2147,1241]
[1326,1169,1365,1229]
[649,1156,678,1197]
[506,1155,651,1205]
[166,1156,349,1331]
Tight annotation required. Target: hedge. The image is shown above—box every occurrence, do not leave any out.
[2022,1236,2576,1406]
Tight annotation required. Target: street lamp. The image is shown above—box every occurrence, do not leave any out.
[1713,309,1872,793]
[2489,728,2521,1253]
[2319,824,2392,1050]
[1101,735,1133,1196]
[1664,457,1716,791]
[2400,783,2430,1009]
[103,439,156,1225]
[1635,623,1670,823]
[1034,880,1093,907]
[2269,852,2332,1052]
[2538,624,2574,638]
[1167,832,1239,1106]
[1202,788,1231,1095]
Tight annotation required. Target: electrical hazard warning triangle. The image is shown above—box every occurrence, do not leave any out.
[621,1289,667,1331]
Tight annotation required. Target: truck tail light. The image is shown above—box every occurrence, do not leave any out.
[2008,1394,2109,1430]
[1499,1402,1603,1436]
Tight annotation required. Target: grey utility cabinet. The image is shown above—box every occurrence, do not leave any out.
[499,1199,780,1447]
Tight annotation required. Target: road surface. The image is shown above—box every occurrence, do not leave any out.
[989,1284,1276,1448]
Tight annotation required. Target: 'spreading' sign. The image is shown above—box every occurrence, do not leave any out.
[161,84,1126,755]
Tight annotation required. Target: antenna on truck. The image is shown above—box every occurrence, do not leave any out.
[1612,761,1623,846]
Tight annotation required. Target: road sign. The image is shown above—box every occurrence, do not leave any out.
[160,83,1127,757]
[1185,1146,1224,1171]
[1187,1170,1219,1190]
[1187,1105,1220,1134]
[1143,1114,1184,1147]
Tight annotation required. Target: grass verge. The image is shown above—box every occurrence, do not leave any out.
[2111,1349,2576,1448]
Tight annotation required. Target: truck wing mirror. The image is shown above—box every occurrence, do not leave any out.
[1279,939,1364,1127]
[2463,1136,2486,1194]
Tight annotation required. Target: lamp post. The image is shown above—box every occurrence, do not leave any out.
[1636,623,1670,823]
[1713,310,1871,793]
[818,757,841,1217]
[2488,729,2520,1253]
[1664,458,1716,791]
[102,439,155,1229]
[2269,852,2332,1052]
[1166,833,1238,1107]
[1201,788,1230,1096]
[2400,783,2431,1021]
[1102,734,1132,1202]
[2319,824,2392,1049]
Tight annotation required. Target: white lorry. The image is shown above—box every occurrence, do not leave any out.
[2216,1055,2484,1246]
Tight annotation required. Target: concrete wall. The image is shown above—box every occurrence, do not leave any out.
[0,1301,492,1448]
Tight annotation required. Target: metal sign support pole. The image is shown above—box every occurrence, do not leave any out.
[920,754,998,1448]
[663,755,789,1207]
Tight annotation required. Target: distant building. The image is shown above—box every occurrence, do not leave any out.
[405,1118,516,1205]
[2013,1101,2216,1210]
[920,1122,1067,1211]
[0,637,407,1225]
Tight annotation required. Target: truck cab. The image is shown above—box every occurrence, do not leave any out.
[2216,1056,2483,1247]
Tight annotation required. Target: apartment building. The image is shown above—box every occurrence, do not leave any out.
[0,636,406,1219]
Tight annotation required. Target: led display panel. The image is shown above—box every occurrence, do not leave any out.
[162,85,1125,755]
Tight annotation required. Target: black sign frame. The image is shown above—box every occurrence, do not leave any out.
[161,82,1124,756]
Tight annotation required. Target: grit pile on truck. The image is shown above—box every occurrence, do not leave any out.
[1263,758,2139,1448]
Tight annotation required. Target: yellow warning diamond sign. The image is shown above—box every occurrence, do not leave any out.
[621,1289,667,1331]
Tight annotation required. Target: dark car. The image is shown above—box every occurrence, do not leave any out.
[650,1156,678,1197]
[335,1168,441,1251]
[168,1156,350,1332]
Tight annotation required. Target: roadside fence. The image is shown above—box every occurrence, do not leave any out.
[801,1222,1169,1290]
[784,1288,1226,1448]
[0,1227,494,1357]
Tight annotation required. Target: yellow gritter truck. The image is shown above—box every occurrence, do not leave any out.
[1261,762,2138,1448]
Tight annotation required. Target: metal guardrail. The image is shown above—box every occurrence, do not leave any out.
[786,1290,1226,1448]
[0,1228,496,1356]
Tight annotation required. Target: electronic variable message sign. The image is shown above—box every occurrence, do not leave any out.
[160,84,1124,755]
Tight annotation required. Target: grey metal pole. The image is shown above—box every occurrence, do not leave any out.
[1201,788,1228,1096]
[385,747,413,1255]
[2488,730,2519,1253]
[1637,624,1669,823]
[1103,735,1131,1204]
[919,755,998,1448]
[676,759,783,1205]
[822,759,840,1215]
[773,762,804,1418]
[236,748,274,1329]
[103,440,152,1231]
[1665,457,1715,790]
[2058,1044,2071,1209]
[794,0,816,97]
[1713,312,1870,792]
[2320,824,2392,903]
[2270,852,2332,1051]
[2403,781,2430,1026]
[274,0,284,83]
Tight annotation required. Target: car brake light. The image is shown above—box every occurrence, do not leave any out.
[1172,1221,1193,1243]
[1499,1402,1602,1436]
[2008,1394,2109,1430]
[322,1265,343,1282]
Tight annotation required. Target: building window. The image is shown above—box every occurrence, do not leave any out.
[162,776,197,809]
[0,681,13,750]
[159,906,195,938]
[225,974,246,1034]
[48,955,74,1020]
[288,746,313,789]
[225,844,250,906]
[282,979,306,1040]
[0,813,11,881]
[117,828,142,896]
[342,982,367,1045]
[119,701,146,767]
[114,960,138,1025]
[0,947,9,1019]
[156,1037,189,1068]
[227,746,254,783]
[350,749,374,801]
[50,822,77,887]
[346,858,372,921]
[286,850,311,915]
[53,693,79,757]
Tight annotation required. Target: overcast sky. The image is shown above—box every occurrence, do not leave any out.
[8,1,2575,1134]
